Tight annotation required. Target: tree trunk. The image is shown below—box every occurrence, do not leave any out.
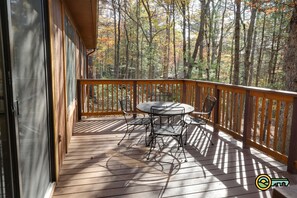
[271,10,284,85]
[233,0,241,85]
[284,5,297,92]
[124,0,129,79]
[268,16,277,85]
[112,0,119,78]
[248,29,257,86]
[136,0,140,79]
[243,2,257,86]
[210,0,218,68]
[205,24,211,80]
[255,13,266,87]
[116,0,121,78]
[162,4,171,79]
[181,1,187,78]
[188,0,208,79]
[172,0,177,78]
[141,0,154,79]
[230,36,234,84]
[216,0,227,80]
[187,3,191,77]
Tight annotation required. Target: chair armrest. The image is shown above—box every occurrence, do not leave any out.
[125,111,147,117]
[191,111,209,115]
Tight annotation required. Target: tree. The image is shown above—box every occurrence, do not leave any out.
[243,0,257,86]
[216,0,227,80]
[284,3,297,91]
[188,0,209,79]
[233,0,241,85]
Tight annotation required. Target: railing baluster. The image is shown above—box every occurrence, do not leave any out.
[233,92,238,132]
[133,81,137,114]
[77,80,82,120]
[288,97,297,173]
[274,100,281,150]
[102,84,104,112]
[91,83,95,113]
[243,90,252,148]
[182,80,186,104]
[266,99,273,147]
[282,102,289,154]
[253,96,259,142]
[195,82,200,111]
[221,90,225,127]
[238,93,244,133]
[214,85,220,133]
[259,98,266,143]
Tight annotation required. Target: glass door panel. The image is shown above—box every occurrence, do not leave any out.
[0,9,10,197]
[8,0,51,197]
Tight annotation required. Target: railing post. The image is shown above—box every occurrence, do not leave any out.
[213,85,220,133]
[182,80,187,103]
[133,80,137,118]
[287,97,297,174]
[195,81,201,111]
[77,79,82,121]
[243,90,252,149]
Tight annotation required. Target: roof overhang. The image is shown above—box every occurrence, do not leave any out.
[64,0,98,49]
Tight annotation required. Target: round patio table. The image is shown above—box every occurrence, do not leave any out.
[137,101,194,115]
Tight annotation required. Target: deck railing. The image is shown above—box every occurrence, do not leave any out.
[77,79,297,173]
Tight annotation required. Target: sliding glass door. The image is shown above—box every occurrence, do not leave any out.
[7,0,52,197]
[0,7,11,197]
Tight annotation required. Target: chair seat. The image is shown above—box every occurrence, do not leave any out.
[127,117,150,125]
[184,115,206,125]
[153,125,184,136]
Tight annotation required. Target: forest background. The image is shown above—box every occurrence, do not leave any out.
[93,0,297,92]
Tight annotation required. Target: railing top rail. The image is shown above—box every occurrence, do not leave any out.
[78,79,297,98]
[79,79,183,82]
[185,80,297,98]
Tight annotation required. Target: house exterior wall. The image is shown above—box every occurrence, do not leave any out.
[48,0,88,180]
[48,0,67,181]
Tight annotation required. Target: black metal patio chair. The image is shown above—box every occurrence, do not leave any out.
[184,95,217,145]
[147,106,187,162]
[118,96,151,145]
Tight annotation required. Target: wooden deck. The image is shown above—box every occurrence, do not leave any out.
[53,118,297,198]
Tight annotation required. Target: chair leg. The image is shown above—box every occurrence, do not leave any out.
[197,125,214,145]
[184,125,188,145]
[118,125,133,145]
[147,135,156,160]
[118,129,128,145]
[201,129,214,145]
[145,124,150,146]
[179,135,187,162]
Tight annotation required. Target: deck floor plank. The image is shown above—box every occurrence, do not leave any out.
[53,119,297,198]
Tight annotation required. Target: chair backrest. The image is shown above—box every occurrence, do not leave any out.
[119,96,132,115]
[150,106,185,126]
[201,95,217,119]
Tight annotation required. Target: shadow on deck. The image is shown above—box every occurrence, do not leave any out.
[53,117,297,198]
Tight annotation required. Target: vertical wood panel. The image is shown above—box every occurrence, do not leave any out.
[282,102,289,154]
[238,94,244,133]
[253,96,259,142]
[287,97,297,173]
[273,100,281,150]
[259,98,266,144]
[266,99,273,147]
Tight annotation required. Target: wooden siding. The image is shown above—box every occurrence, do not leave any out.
[49,0,67,179]
[53,119,297,198]
[49,0,90,180]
